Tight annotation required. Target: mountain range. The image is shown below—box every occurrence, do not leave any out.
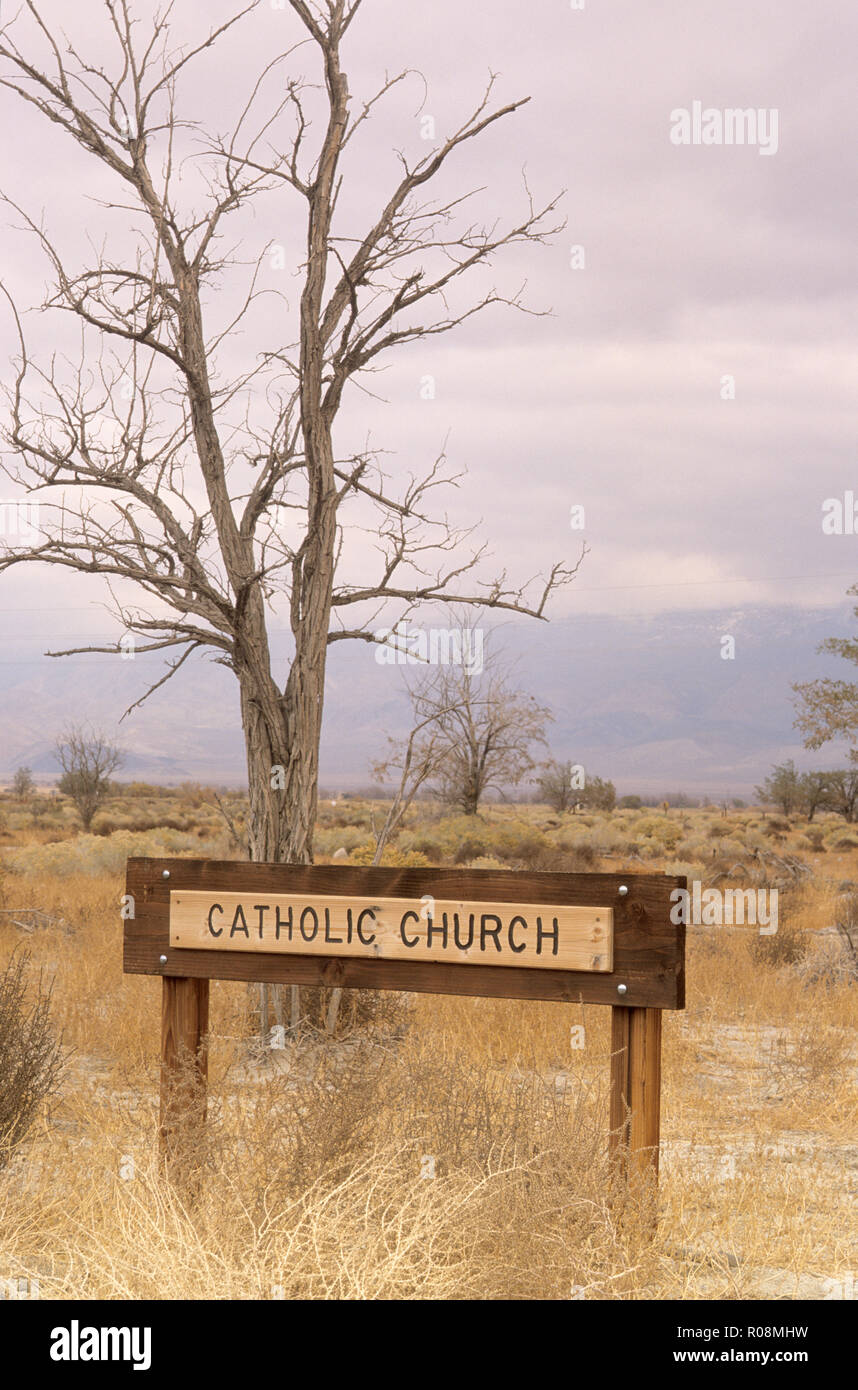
[2,603,855,797]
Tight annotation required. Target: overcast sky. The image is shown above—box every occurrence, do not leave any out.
[1,0,856,657]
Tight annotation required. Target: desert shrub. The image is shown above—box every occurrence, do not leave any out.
[405,836,444,863]
[348,844,431,868]
[634,817,663,838]
[635,818,683,852]
[314,825,368,856]
[715,839,748,861]
[175,782,208,808]
[285,987,411,1042]
[0,950,66,1168]
[707,822,733,839]
[514,838,598,872]
[763,1022,853,1096]
[453,835,489,865]
[249,1039,608,1206]
[831,835,858,851]
[426,814,488,859]
[321,806,375,830]
[805,827,826,852]
[91,813,139,836]
[750,917,808,969]
[823,822,851,843]
[661,860,699,883]
[676,839,712,864]
[614,838,646,858]
[488,826,550,866]
[554,840,598,870]
[4,828,208,877]
[466,855,505,870]
[795,932,858,987]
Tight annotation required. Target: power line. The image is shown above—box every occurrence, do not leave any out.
[2,568,857,617]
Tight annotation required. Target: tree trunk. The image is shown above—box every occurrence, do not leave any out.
[238,612,332,1040]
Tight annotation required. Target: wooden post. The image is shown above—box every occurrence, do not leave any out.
[609,1005,662,1189]
[160,976,209,1170]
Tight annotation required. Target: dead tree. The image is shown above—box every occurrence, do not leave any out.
[400,634,553,815]
[0,3,580,1025]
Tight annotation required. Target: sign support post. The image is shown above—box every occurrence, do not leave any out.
[609,1004,662,1188]
[160,975,209,1171]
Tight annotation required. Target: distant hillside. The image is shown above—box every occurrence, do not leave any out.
[1,603,855,796]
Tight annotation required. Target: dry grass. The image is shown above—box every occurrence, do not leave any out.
[0,797,856,1300]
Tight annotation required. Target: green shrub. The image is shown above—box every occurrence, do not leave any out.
[492,828,550,866]
[634,818,683,851]
[314,825,368,855]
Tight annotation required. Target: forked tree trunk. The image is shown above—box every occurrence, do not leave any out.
[238,521,335,1041]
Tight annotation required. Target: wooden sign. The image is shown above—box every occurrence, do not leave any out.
[123,858,686,1200]
[125,860,685,1009]
[169,890,613,972]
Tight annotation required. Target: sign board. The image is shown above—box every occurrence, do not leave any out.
[169,890,613,971]
[124,858,686,1195]
[124,860,685,1008]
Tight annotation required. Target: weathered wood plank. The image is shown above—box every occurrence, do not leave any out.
[160,975,209,1167]
[169,889,613,972]
[609,1004,662,1182]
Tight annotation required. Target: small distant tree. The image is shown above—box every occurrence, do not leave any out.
[55,727,124,831]
[401,640,551,816]
[11,766,34,799]
[617,794,642,810]
[582,775,616,812]
[798,771,834,823]
[535,759,580,813]
[822,769,858,823]
[755,760,802,817]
